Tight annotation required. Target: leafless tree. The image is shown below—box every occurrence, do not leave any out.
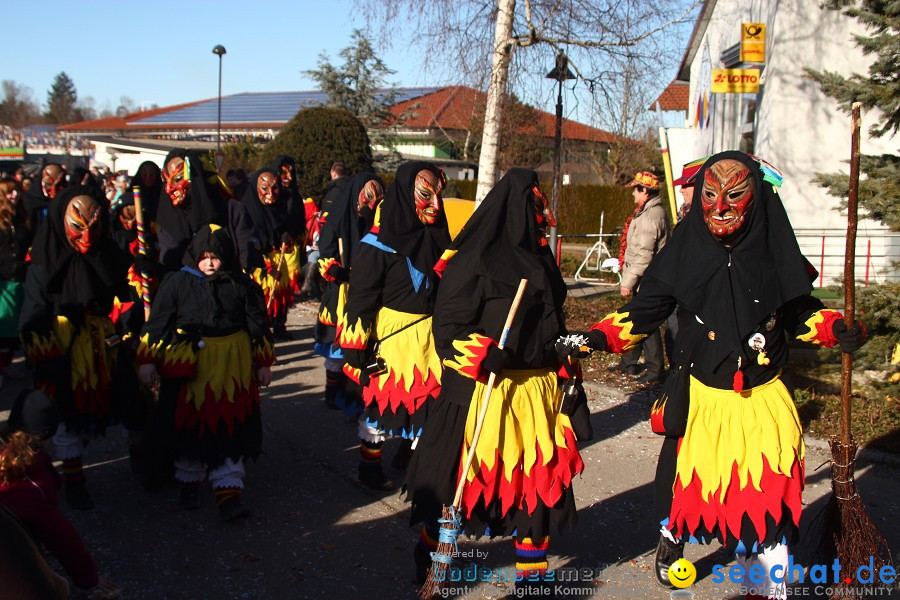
[356,0,700,203]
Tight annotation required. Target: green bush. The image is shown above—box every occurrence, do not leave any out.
[260,106,373,200]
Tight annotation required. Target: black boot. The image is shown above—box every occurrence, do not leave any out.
[179,482,200,510]
[511,578,556,600]
[64,480,94,510]
[358,465,395,491]
[391,438,415,471]
[218,495,250,522]
[654,534,685,588]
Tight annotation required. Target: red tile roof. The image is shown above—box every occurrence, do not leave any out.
[390,86,618,143]
[57,99,211,132]
[650,80,690,111]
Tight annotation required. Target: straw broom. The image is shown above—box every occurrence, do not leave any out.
[419,278,528,599]
[817,102,892,597]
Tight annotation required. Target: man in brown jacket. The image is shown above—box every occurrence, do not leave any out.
[610,171,670,384]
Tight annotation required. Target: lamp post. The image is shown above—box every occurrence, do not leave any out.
[545,53,575,260]
[212,45,227,159]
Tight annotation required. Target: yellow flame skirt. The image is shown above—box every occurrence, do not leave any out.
[458,369,584,519]
[284,243,302,294]
[171,331,262,464]
[251,248,293,320]
[406,367,583,539]
[27,315,117,432]
[361,307,442,438]
[665,374,805,550]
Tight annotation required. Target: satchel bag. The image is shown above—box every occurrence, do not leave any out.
[649,362,690,437]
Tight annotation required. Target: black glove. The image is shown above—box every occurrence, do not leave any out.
[832,319,867,354]
[482,344,512,376]
[555,330,606,360]
[280,232,293,246]
[326,262,350,283]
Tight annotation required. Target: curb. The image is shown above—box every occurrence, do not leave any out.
[581,381,900,468]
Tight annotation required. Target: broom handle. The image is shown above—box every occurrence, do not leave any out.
[452,278,528,510]
[840,102,861,447]
[338,237,345,265]
[132,186,151,321]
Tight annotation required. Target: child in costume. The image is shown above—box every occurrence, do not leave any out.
[137,225,274,522]
[405,169,587,594]
[563,152,867,599]
[340,162,450,491]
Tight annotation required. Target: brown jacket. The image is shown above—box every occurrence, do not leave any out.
[622,196,669,290]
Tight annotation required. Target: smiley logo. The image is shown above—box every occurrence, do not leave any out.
[668,558,696,588]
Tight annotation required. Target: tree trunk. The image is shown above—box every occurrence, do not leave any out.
[474,0,516,207]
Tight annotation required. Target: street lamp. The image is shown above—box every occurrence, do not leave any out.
[545,53,575,260]
[212,44,227,158]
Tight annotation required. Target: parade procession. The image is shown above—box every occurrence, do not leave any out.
[0,1,897,599]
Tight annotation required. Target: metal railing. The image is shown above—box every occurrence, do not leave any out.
[794,229,899,287]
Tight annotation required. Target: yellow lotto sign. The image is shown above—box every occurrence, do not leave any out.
[712,68,760,93]
[741,22,765,63]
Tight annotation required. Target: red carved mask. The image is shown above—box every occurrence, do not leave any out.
[413,169,444,225]
[356,179,383,217]
[41,165,65,199]
[280,165,293,189]
[257,172,279,205]
[64,194,102,253]
[701,159,754,241]
[163,157,190,206]
[531,183,556,246]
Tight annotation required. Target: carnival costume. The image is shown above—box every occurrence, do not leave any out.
[137,225,274,520]
[572,152,865,599]
[315,172,383,417]
[269,155,306,294]
[241,169,294,331]
[156,149,253,273]
[340,162,450,490]
[19,185,132,509]
[406,169,585,587]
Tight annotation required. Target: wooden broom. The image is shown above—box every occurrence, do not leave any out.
[819,102,892,597]
[419,278,528,599]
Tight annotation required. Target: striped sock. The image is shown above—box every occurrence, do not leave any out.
[61,457,85,485]
[325,369,340,405]
[418,524,439,555]
[359,440,384,470]
[213,486,241,506]
[515,536,550,579]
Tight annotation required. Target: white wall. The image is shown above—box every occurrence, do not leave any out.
[677,0,898,282]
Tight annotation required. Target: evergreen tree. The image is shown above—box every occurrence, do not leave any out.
[304,29,403,170]
[805,0,899,230]
[260,106,372,200]
[806,1,899,377]
[45,72,79,124]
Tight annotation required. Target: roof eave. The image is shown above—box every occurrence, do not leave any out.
[676,0,718,82]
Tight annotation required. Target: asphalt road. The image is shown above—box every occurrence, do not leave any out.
[1,303,897,600]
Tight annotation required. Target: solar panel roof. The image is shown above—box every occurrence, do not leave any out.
[131,87,442,126]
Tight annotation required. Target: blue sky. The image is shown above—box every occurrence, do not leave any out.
[8,1,692,128]
[7,1,436,113]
